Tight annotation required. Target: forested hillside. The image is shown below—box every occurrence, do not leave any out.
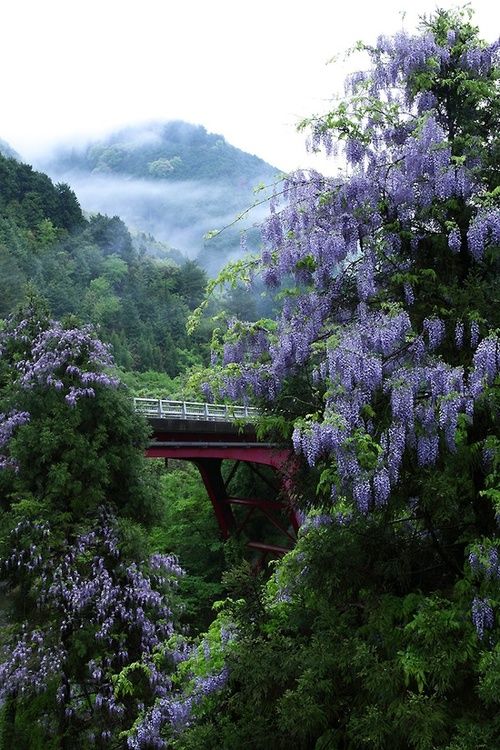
[38,121,280,274]
[46,121,276,183]
[0,152,212,377]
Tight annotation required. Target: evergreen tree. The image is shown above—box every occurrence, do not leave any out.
[0,300,188,748]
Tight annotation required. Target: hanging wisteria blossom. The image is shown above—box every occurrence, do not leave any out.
[204,16,500,516]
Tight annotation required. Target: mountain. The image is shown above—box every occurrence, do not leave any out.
[0,151,211,375]
[37,121,281,274]
[0,137,20,161]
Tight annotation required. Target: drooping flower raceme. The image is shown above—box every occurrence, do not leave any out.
[1,316,119,405]
[471,597,494,639]
[0,410,30,469]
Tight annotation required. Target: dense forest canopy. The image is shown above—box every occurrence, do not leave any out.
[0,6,499,750]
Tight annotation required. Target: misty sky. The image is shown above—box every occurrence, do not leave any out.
[3,0,499,171]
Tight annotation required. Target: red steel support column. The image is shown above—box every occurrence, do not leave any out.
[192,458,235,539]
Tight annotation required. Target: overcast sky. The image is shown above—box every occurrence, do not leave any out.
[2,0,499,171]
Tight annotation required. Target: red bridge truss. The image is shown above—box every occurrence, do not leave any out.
[135,399,301,562]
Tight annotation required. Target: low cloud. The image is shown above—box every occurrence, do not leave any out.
[39,169,270,268]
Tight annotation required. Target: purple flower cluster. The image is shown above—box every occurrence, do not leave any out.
[423,317,445,350]
[467,209,500,260]
[0,410,31,449]
[461,43,498,75]
[2,518,49,574]
[345,138,366,165]
[470,320,480,349]
[469,544,500,580]
[221,322,271,368]
[469,336,500,398]
[343,27,498,108]
[471,596,494,639]
[0,630,65,698]
[261,311,495,511]
[126,666,230,748]
[0,510,186,740]
[11,322,119,405]
[448,227,462,253]
[0,410,30,471]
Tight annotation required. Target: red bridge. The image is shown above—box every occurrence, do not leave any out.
[135,399,300,561]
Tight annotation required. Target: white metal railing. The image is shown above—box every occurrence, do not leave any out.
[133,398,259,422]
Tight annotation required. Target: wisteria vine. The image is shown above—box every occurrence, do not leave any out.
[205,14,500,518]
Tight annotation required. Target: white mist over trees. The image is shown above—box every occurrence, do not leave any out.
[36,121,280,275]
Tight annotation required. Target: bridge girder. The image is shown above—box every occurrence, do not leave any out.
[145,441,300,561]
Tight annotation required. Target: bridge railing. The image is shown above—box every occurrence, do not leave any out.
[133,398,259,422]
